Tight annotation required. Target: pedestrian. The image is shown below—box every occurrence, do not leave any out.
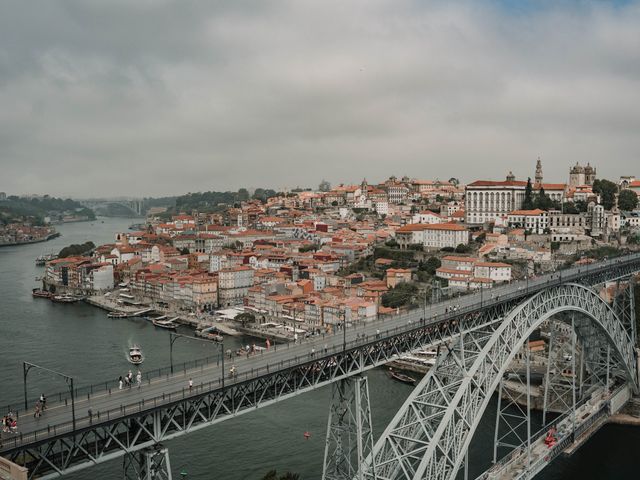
[376,329,380,339]
[88,408,93,422]
[188,378,193,391]
[294,333,298,344]
[118,376,123,390]
[136,371,142,388]
[39,394,46,411]
[324,344,328,354]
[34,401,41,418]
[310,347,315,357]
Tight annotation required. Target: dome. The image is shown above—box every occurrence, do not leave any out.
[571,162,584,174]
[584,163,594,174]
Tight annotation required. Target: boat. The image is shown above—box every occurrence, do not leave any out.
[52,294,80,303]
[107,312,129,319]
[35,253,58,266]
[388,369,416,385]
[195,326,224,342]
[32,288,52,299]
[152,318,178,331]
[128,345,144,365]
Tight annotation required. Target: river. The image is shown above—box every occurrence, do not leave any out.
[0,218,638,479]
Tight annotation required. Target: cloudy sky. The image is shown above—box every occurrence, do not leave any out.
[1,0,639,198]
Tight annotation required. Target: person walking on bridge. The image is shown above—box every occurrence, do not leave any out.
[39,394,46,411]
[136,370,142,389]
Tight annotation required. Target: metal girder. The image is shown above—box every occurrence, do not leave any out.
[323,376,374,480]
[361,283,638,480]
[123,444,172,480]
[6,304,513,479]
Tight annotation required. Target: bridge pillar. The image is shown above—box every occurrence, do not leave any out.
[123,444,172,480]
[322,376,374,480]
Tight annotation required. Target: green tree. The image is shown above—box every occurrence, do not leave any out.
[522,178,534,210]
[381,282,419,308]
[455,243,471,253]
[535,187,553,210]
[592,179,618,210]
[421,256,441,275]
[618,189,638,211]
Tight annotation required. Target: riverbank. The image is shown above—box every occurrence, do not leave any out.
[0,232,60,248]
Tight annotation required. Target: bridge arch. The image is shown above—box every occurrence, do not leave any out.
[364,283,638,480]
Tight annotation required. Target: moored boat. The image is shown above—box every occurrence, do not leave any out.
[195,326,223,342]
[107,312,129,319]
[32,288,52,299]
[388,369,416,385]
[52,294,80,303]
[128,345,144,365]
[152,318,178,331]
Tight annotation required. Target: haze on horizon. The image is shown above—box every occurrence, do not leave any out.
[1,0,639,198]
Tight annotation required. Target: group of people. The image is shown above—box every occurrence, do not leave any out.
[444,304,460,314]
[1,412,18,433]
[33,394,47,419]
[118,370,142,389]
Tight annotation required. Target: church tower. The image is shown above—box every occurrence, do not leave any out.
[535,157,543,185]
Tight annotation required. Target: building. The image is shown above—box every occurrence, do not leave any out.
[386,268,412,288]
[465,178,528,224]
[436,256,512,289]
[218,266,255,307]
[395,223,469,250]
[569,163,596,187]
[507,209,549,234]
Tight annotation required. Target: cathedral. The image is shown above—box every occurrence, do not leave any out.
[569,162,596,187]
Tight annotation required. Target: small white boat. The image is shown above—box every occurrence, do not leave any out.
[128,345,144,365]
[107,312,129,319]
[152,318,177,331]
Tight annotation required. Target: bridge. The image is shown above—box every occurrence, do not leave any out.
[1,254,640,480]
[78,199,145,217]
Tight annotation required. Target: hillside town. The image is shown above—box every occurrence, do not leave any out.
[39,161,640,335]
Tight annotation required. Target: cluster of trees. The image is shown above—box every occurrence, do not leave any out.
[381,282,419,308]
[416,256,441,282]
[522,179,559,211]
[174,188,280,213]
[58,241,95,258]
[0,196,95,225]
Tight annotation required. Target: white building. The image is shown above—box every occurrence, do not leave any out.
[218,266,254,307]
[506,209,549,234]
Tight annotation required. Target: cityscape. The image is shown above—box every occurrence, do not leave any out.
[2,2,640,480]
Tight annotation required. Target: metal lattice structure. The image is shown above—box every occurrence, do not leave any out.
[123,445,172,480]
[361,283,638,480]
[322,376,374,480]
[2,254,640,479]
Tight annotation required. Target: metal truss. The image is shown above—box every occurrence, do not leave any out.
[5,303,515,479]
[361,283,638,480]
[322,376,374,480]
[123,444,172,480]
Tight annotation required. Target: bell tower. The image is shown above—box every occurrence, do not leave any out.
[535,157,543,185]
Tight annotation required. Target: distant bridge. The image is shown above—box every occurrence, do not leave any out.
[78,199,144,217]
[1,254,640,480]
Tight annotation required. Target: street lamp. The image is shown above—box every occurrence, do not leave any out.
[23,361,76,432]
[169,332,224,388]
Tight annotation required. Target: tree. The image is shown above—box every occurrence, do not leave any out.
[455,243,471,253]
[535,187,553,211]
[319,180,331,192]
[592,179,618,210]
[421,256,441,275]
[448,177,460,187]
[523,178,534,210]
[235,312,255,326]
[381,282,419,308]
[618,189,638,211]
[237,188,250,202]
[385,238,399,248]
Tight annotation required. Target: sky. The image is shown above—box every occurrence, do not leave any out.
[0,0,639,198]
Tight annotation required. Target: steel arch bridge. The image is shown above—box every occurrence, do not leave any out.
[360,282,638,480]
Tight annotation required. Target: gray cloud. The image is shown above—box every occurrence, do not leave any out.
[1,0,639,197]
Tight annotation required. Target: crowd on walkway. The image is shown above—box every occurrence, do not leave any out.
[118,370,142,390]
